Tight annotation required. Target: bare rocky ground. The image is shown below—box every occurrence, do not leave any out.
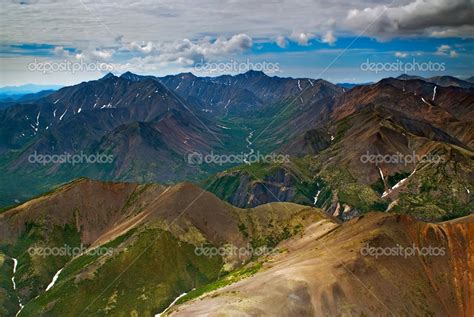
[169,213,474,317]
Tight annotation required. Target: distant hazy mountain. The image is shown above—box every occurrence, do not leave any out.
[0,89,57,110]
[0,84,62,109]
[0,84,63,95]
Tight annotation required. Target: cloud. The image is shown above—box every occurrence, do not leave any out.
[345,0,474,39]
[166,34,252,60]
[54,46,115,61]
[321,31,337,45]
[90,49,114,61]
[126,41,155,54]
[47,34,254,74]
[2,0,473,51]
[53,46,71,57]
[1,0,472,85]
[54,46,86,60]
[435,45,451,54]
[220,33,253,52]
[435,45,459,58]
[114,33,253,68]
[290,32,314,46]
[395,52,408,58]
[430,25,474,37]
[275,36,288,48]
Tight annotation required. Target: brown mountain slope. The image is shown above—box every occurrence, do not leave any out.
[0,178,326,316]
[168,213,474,317]
[0,178,142,246]
[331,78,473,148]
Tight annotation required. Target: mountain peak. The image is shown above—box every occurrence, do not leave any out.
[397,74,424,80]
[101,72,116,80]
[120,71,142,82]
[241,70,267,78]
[179,72,197,79]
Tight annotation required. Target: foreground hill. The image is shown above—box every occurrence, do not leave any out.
[168,213,474,317]
[0,178,322,316]
[1,178,471,316]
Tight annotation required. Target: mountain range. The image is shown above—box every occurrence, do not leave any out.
[1,71,472,219]
[0,71,472,316]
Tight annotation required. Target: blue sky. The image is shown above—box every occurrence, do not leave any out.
[1,0,473,86]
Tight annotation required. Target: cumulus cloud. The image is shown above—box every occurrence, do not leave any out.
[275,35,288,48]
[54,46,88,60]
[321,31,337,45]
[345,0,474,39]
[165,34,252,62]
[49,33,253,73]
[90,49,114,61]
[115,33,253,67]
[435,45,459,58]
[53,46,71,57]
[126,41,155,54]
[53,42,118,61]
[290,32,314,46]
[435,45,451,54]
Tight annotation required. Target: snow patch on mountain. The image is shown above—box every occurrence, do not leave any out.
[46,268,64,292]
